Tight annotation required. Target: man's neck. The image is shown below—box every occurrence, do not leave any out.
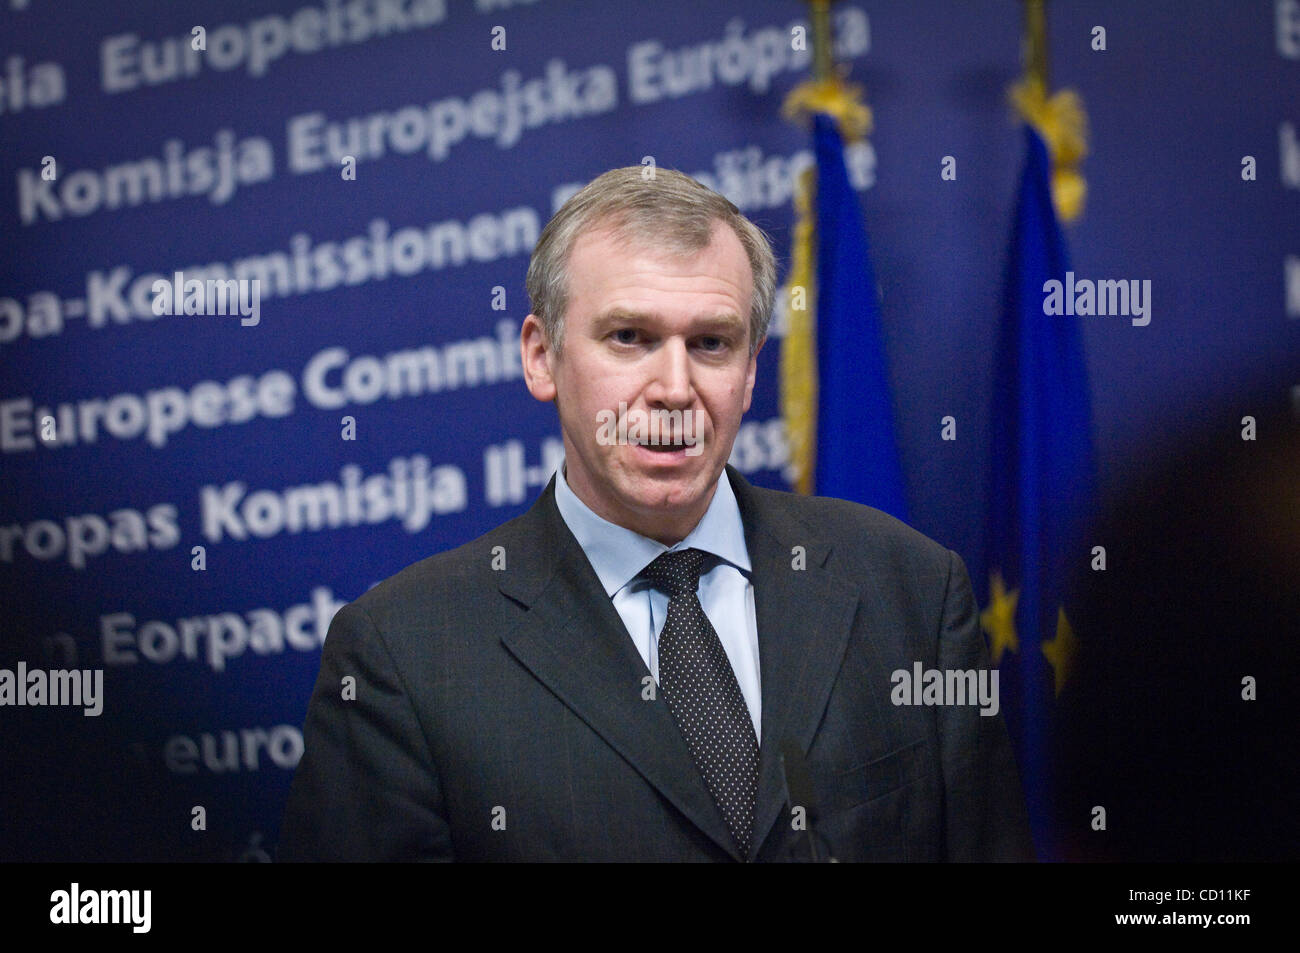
[561,461,719,545]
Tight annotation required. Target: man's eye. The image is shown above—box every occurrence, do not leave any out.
[697,336,725,351]
[613,328,640,344]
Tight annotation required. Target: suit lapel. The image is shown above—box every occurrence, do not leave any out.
[725,466,863,861]
[495,467,863,862]
[497,475,743,860]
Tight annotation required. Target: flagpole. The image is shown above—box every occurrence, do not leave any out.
[1022,0,1049,87]
[808,0,836,82]
[784,0,845,497]
[1013,0,1087,223]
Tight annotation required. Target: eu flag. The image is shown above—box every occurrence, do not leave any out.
[982,124,1096,860]
[811,113,908,520]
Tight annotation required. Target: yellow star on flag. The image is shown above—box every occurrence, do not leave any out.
[980,570,1019,666]
[1041,606,1079,697]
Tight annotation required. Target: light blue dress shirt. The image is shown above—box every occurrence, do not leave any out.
[553,459,762,742]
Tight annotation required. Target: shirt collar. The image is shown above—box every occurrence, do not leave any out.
[553,458,752,597]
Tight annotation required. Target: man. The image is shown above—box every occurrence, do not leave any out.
[279,167,1033,862]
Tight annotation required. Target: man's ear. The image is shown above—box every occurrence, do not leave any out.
[741,335,764,413]
[521,314,557,402]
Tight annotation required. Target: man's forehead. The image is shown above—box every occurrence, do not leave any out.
[570,217,743,265]
[567,222,750,297]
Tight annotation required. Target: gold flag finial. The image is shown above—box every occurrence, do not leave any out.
[784,1,872,143]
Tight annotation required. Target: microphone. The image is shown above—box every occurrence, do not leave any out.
[780,739,837,862]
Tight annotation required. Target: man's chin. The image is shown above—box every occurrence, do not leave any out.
[620,463,719,508]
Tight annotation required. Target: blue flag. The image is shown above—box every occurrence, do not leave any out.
[982,125,1096,860]
[811,113,908,520]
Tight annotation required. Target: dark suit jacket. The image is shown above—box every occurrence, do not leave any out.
[279,465,1033,861]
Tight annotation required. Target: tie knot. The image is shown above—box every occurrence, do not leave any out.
[640,547,708,598]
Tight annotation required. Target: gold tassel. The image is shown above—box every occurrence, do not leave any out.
[780,166,818,495]
[778,74,874,494]
[1009,76,1088,223]
[781,74,873,143]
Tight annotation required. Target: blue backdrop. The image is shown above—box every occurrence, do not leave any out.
[1,0,1296,861]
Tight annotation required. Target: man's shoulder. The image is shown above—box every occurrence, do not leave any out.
[347,502,540,628]
[740,475,957,579]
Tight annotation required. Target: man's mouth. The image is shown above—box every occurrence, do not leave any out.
[636,438,695,452]
[634,439,705,458]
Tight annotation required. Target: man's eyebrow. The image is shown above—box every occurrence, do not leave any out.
[592,309,746,333]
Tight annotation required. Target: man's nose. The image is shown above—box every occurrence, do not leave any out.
[646,337,693,407]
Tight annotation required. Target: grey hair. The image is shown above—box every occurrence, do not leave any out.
[525,166,776,358]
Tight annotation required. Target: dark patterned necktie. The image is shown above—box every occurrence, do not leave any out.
[641,547,759,859]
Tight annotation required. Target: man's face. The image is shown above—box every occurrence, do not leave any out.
[522,220,762,544]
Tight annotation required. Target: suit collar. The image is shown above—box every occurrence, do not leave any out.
[552,458,752,598]
[497,465,862,861]
[496,473,739,856]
